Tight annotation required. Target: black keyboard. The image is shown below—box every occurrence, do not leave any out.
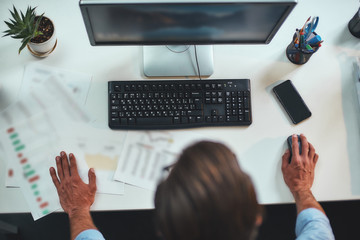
[109,79,252,130]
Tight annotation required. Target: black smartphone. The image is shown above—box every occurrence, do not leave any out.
[273,80,311,124]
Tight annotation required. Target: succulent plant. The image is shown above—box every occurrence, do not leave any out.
[3,5,44,54]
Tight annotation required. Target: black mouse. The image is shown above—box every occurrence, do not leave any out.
[287,135,302,163]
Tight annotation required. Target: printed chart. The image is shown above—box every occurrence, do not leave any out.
[0,66,91,220]
[2,120,60,220]
[114,131,209,191]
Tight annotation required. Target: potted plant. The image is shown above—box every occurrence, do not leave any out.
[3,6,57,57]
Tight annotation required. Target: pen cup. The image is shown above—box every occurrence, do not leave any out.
[348,8,360,38]
[286,32,319,65]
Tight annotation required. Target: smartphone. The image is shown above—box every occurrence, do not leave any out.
[273,80,311,124]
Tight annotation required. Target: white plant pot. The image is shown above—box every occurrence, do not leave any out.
[27,17,57,57]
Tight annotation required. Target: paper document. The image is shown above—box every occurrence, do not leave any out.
[0,109,63,220]
[52,130,127,195]
[20,62,92,105]
[0,70,90,220]
[113,131,210,191]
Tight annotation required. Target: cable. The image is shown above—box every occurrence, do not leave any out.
[166,45,190,53]
[194,45,202,80]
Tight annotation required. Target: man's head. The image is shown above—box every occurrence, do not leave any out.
[154,141,262,240]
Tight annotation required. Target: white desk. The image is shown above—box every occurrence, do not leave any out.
[1,0,360,214]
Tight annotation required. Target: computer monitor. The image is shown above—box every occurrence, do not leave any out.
[79,0,297,77]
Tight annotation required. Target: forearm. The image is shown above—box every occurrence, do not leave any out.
[292,190,325,215]
[68,209,98,240]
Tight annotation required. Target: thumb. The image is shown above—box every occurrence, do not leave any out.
[281,149,290,172]
[88,168,97,192]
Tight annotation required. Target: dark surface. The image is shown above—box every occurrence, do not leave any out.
[1,200,359,240]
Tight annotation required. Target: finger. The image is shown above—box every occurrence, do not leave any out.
[313,153,319,165]
[308,143,316,159]
[281,150,290,171]
[69,153,79,177]
[55,156,64,181]
[49,167,60,190]
[60,151,70,178]
[88,168,97,193]
[292,134,300,156]
[300,134,309,156]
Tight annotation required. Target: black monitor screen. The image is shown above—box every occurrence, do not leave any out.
[81,2,296,45]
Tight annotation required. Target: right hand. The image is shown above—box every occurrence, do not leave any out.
[281,134,319,195]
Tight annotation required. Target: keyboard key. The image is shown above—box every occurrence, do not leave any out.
[174,116,180,124]
[244,97,250,108]
[128,117,136,124]
[120,118,127,125]
[181,117,188,123]
[114,85,121,92]
[137,117,173,125]
[245,110,250,122]
[111,118,120,124]
[191,92,201,98]
[226,116,238,122]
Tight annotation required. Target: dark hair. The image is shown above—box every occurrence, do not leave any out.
[154,141,262,240]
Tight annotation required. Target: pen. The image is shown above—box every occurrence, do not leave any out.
[316,40,323,47]
[305,44,313,52]
[300,32,305,48]
[294,30,300,45]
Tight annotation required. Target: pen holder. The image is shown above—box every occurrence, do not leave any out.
[348,8,360,38]
[286,32,319,65]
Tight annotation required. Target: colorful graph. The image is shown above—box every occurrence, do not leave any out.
[6,127,51,215]
[0,65,93,220]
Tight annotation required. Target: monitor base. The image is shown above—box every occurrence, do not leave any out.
[143,45,214,77]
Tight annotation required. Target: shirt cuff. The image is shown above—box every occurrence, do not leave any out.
[295,208,334,240]
[75,229,105,240]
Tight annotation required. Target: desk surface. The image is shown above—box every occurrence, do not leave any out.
[1,0,360,213]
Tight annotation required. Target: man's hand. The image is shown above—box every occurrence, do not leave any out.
[50,151,98,240]
[282,134,318,194]
[50,151,97,216]
[281,134,324,214]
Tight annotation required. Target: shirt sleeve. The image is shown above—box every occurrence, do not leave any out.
[295,208,335,240]
[75,229,106,240]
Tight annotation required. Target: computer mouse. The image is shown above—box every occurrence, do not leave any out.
[287,135,302,163]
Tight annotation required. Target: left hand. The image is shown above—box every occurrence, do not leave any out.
[49,151,97,217]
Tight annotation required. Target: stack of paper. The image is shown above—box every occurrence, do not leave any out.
[0,63,126,220]
[0,63,212,220]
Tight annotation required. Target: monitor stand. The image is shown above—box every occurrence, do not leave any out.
[143,45,214,77]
